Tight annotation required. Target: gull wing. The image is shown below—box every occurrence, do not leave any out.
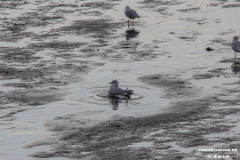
[232,40,240,52]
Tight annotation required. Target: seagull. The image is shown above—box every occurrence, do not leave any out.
[232,36,240,59]
[124,6,140,25]
[108,80,133,97]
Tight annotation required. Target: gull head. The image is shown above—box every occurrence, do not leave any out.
[125,6,130,10]
[109,80,119,86]
[233,36,239,41]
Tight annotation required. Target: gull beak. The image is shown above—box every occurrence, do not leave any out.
[109,82,112,84]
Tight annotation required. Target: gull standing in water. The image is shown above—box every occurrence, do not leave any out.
[124,6,140,25]
[108,80,133,97]
[232,36,240,59]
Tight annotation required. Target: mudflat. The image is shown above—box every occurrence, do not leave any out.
[1,0,240,159]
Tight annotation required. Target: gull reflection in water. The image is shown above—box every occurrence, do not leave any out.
[125,28,140,40]
[109,98,129,110]
[231,62,240,75]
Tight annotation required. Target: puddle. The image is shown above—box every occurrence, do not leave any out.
[34,50,53,61]
[168,142,212,153]
[191,76,235,87]
[128,142,153,148]
[178,130,190,133]
[212,105,240,109]
[0,38,32,48]
[68,81,168,115]
[231,121,240,134]
[63,56,170,116]
[204,132,233,139]
[225,115,240,122]
[0,79,24,92]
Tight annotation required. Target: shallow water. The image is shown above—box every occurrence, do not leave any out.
[1,0,240,159]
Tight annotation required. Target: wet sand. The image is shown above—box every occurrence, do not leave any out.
[1,0,240,159]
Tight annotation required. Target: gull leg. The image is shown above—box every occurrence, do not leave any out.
[132,19,134,25]
[235,52,236,59]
